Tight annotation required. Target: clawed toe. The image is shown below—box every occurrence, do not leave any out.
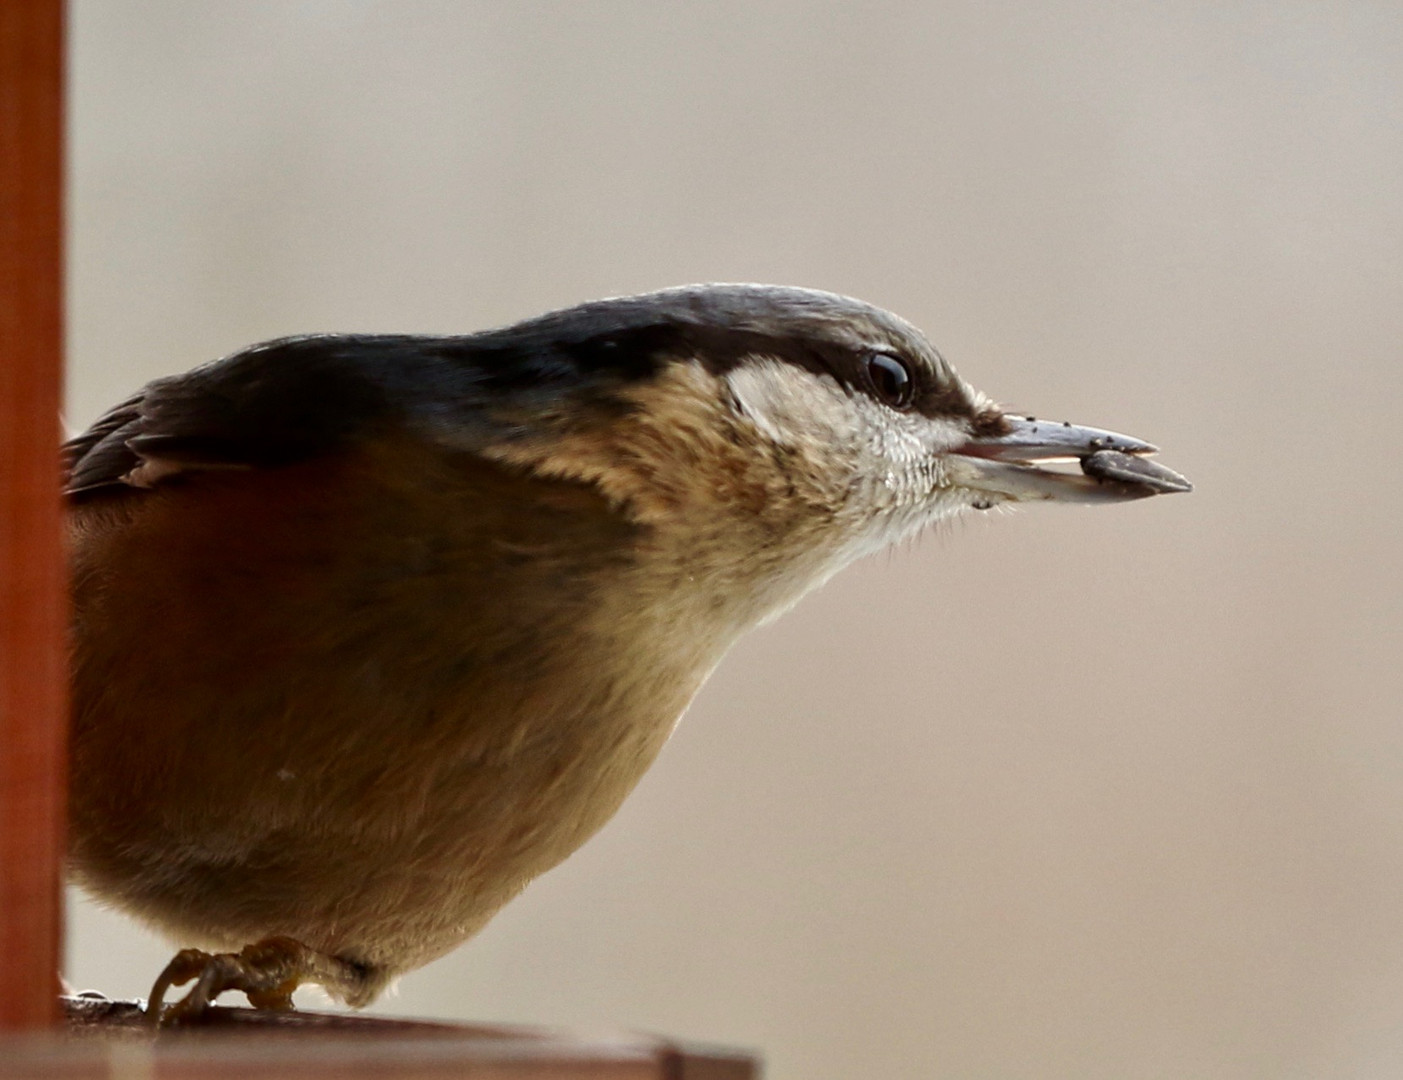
[145,936,318,1025]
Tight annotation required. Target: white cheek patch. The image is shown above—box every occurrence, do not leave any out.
[724,356,984,557]
[876,412,970,480]
[723,358,856,446]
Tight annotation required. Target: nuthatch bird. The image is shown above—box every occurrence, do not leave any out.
[64,284,1190,1020]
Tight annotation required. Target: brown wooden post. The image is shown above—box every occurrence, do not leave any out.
[0,0,66,1030]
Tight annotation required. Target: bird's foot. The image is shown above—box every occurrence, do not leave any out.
[145,935,366,1025]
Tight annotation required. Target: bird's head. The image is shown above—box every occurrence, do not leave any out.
[474,284,1189,601]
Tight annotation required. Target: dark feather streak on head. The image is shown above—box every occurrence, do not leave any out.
[466,284,988,424]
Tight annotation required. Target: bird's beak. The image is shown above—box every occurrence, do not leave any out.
[948,416,1193,503]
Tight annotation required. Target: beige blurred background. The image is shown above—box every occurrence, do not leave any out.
[63,3,1402,1078]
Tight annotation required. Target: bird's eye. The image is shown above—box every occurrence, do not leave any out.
[864,353,914,409]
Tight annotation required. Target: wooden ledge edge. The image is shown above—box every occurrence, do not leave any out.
[0,996,762,1078]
